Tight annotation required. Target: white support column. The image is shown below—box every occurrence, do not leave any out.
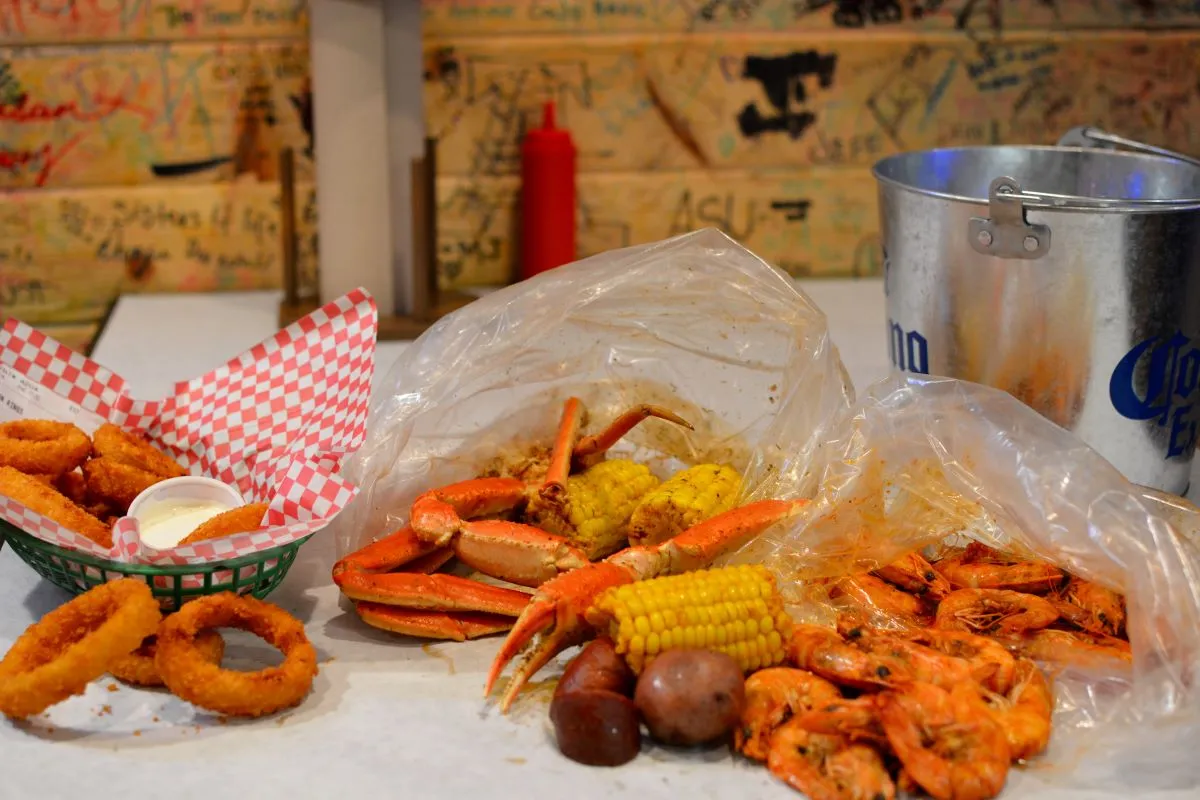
[382,0,425,316]
[309,0,396,316]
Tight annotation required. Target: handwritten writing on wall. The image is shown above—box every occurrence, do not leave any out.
[0,181,317,326]
[424,35,1200,177]
[0,43,312,189]
[0,0,308,45]
[422,0,1200,37]
[435,170,879,286]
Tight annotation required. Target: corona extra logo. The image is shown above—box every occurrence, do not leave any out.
[1109,331,1199,459]
[888,318,928,375]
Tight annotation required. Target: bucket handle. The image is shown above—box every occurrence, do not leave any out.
[1057,126,1200,169]
[968,177,1052,260]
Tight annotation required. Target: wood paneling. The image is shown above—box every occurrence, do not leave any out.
[0,0,308,45]
[424,32,1200,177]
[0,41,313,189]
[437,169,880,286]
[0,180,317,325]
[423,0,1200,37]
[30,322,102,354]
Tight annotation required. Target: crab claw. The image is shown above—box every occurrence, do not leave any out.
[410,477,529,544]
[484,561,635,712]
[484,497,810,712]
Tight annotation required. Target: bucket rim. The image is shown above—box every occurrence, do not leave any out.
[872,144,1200,212]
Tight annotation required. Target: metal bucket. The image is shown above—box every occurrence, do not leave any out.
[873,127,1200,495]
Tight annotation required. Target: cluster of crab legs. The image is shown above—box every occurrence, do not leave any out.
[333,396,808,711]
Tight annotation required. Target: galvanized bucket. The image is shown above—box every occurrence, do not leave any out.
[873,127,1200,495]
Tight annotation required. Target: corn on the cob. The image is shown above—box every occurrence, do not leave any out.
[627,463,742,546]
[586,564,793,674]
[526,459,660,560]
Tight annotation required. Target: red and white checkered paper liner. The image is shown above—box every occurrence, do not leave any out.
[0,289,378,568]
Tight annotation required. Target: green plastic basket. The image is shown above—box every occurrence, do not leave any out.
[0,520,312,613]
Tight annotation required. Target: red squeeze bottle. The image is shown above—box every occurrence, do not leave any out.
[520,101,577,280]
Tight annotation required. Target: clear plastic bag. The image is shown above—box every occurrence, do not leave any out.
[334,228,853,558]
[336,227,1200,792]
[727,374,1200,791]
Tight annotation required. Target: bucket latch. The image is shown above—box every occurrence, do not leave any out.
[968,177,1051,260]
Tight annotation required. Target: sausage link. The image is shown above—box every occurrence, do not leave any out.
[550,689,641,767]
[554,637,635,699]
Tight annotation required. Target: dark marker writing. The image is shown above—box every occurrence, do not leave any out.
[736,51,837,140]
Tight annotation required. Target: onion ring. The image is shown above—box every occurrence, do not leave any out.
[0,466,113,548]
[155,593,318,717]
[0,578,160,718]
[109,631,225,687]
[0,420,91,476]
[178,503,270,546]
[92,423,186,479]
[82,457,164,511]
[53,470,89,505]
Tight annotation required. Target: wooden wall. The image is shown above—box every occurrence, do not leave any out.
[0,0,316,353]
[423,0,1200,288]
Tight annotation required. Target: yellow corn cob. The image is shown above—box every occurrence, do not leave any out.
[585,564,793,675]
[627,463,743,546]
[526,459,660,560]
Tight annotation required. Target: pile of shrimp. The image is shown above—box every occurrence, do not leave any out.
[737,542,1131,800]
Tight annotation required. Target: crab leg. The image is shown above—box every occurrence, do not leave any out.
[571,403,694,470]
[453,519,589,587]
[404,467,590,586]
[543,397,585,494]
[356,603,516,641]
[332,525,533,616]
[411,476,529,543]
[485,498,809,712]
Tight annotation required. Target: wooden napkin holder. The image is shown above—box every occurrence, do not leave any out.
[276,139,476,339]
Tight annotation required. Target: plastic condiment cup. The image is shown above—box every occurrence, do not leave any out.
[128,476,246,520]
[127,476,246,538]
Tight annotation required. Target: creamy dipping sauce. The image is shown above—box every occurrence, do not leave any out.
[139,499,233,549]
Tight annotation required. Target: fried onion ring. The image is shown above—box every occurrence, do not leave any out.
[109,630,225,687]
[0,578,160,718]
[0,466,113,548]
[0,420,91,476]
[83,457,164,511]
[155,593,318,717]
[93,423,186,479]
[178,503,270,546]
[53,470,89,505]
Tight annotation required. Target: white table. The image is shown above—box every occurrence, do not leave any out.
[0,284,1195,800]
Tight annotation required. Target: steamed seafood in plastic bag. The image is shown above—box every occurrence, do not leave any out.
[333,227,852,577]
[725,373,1200,792]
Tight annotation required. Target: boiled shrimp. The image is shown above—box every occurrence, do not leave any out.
[1001,627,1132,668]
[787,624,913,691]
[935,543,1064,594]
[849,632,975,690]
[736,667,843,762]
[873,551,952,600]
[904,629,1017,693]
[1048,576,1125,638]
[934,588,1059,636]
[981,658,1053,762]
[880,682,1011,800]
[790,695,887,746]
[828,574,932,630]
[767,720,896,800]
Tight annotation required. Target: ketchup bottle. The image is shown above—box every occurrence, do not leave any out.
[520,101,577,280]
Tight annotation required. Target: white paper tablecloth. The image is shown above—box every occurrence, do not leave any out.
[0,285,1195,800]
